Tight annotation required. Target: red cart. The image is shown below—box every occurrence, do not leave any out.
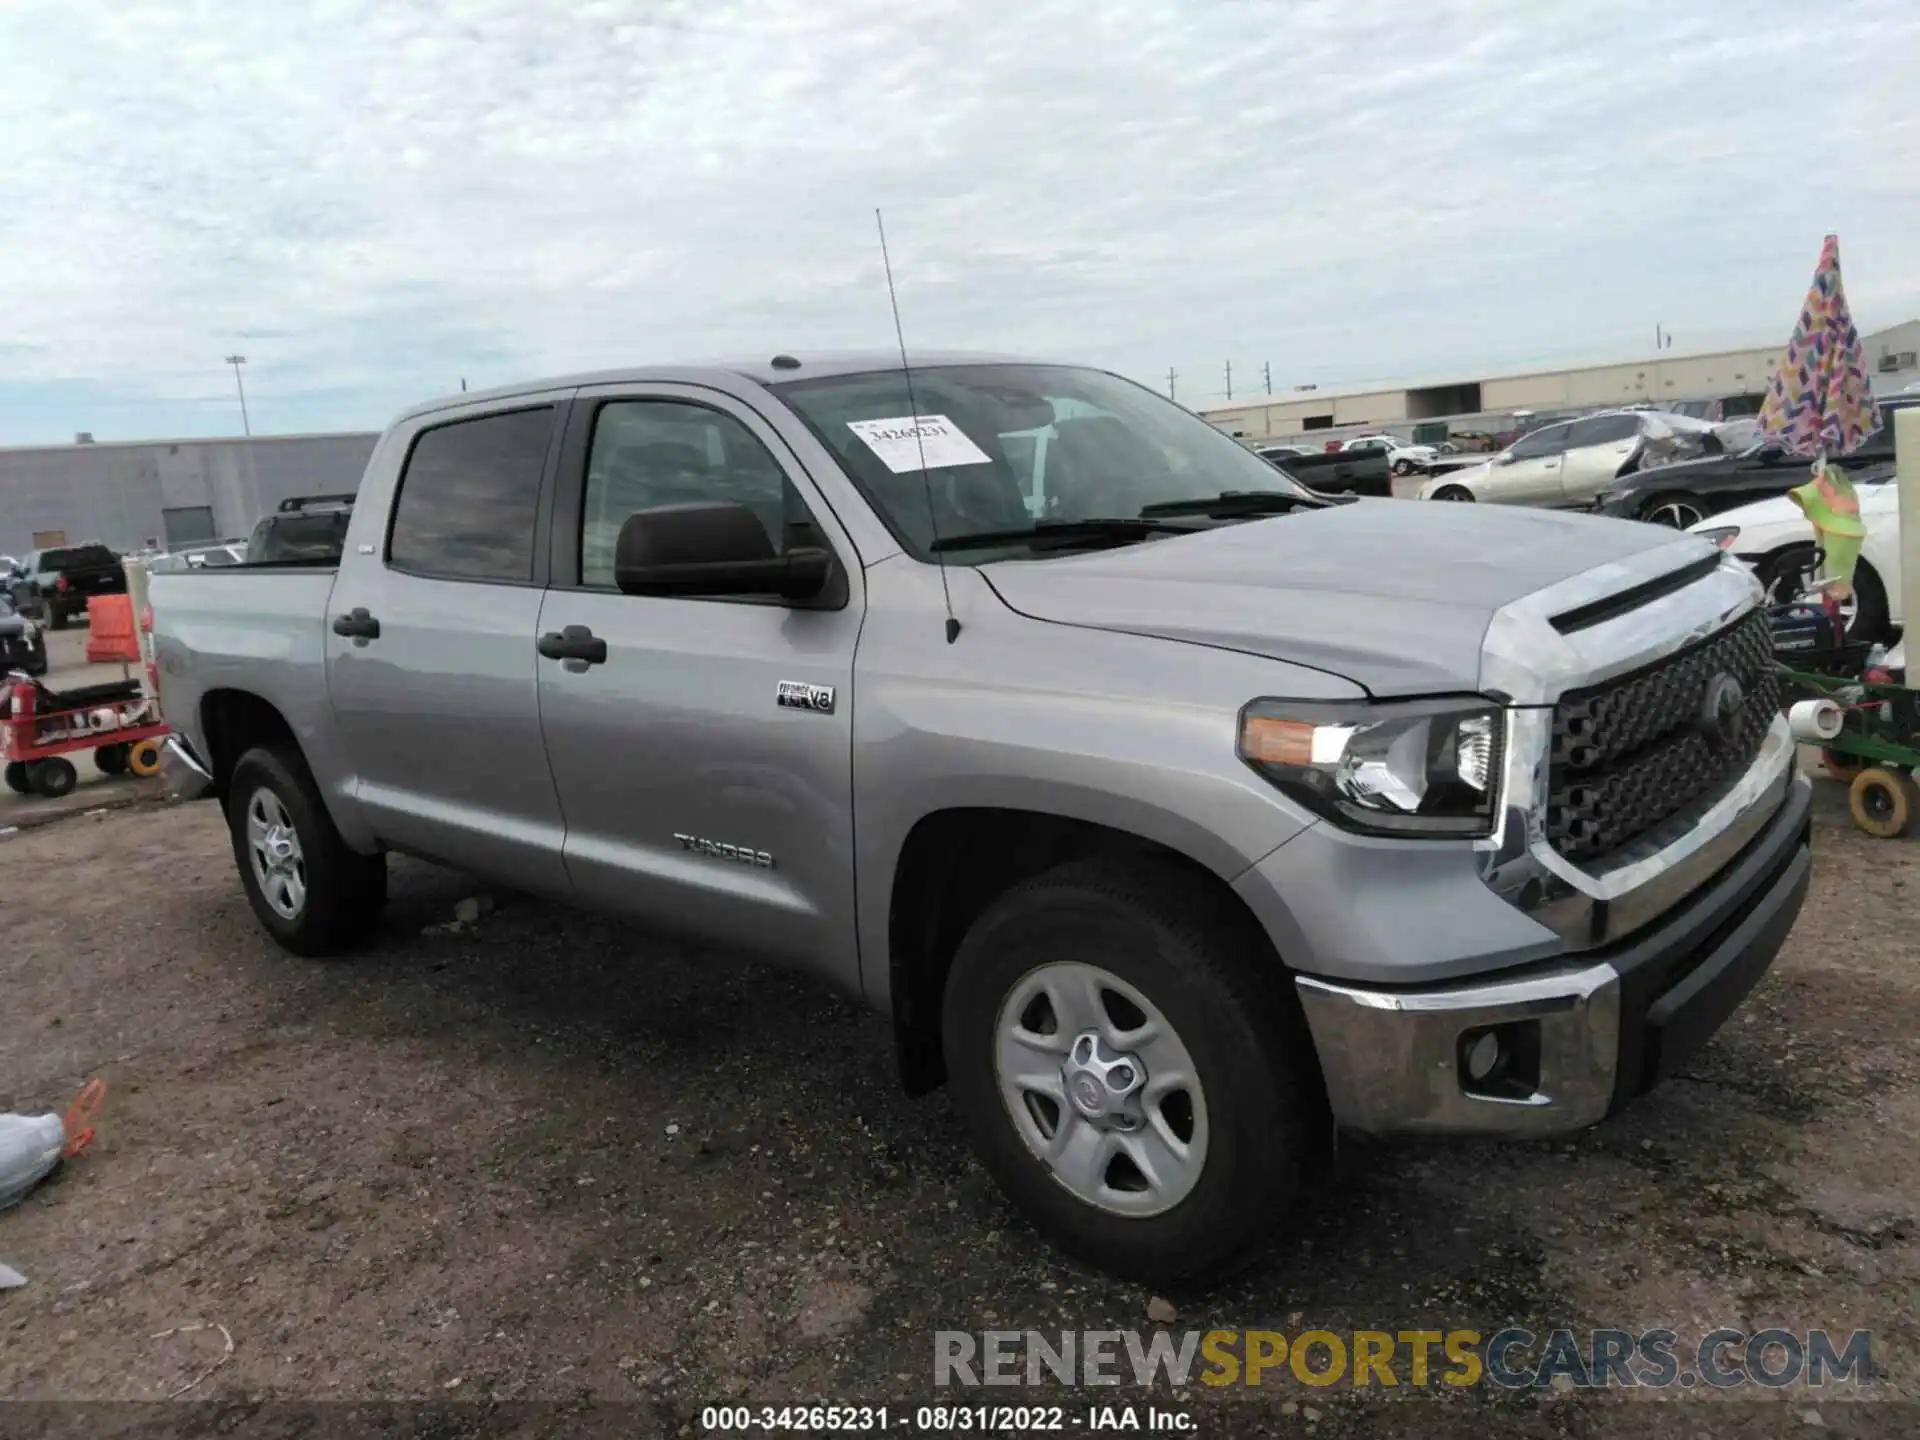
[2,676,171,798]
[4,595,173,799]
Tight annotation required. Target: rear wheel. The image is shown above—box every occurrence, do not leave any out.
[941,857,1317,1284]
[1432,485,1474,502]
[126,739,163,777]
[1638,492,1709,529]
[47,603,68,630]
[94,743,129,776]
[227,744,387,955]
[27,757,77,798]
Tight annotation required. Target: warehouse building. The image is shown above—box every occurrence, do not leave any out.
[0,430,378,559]
[1200,319,1920,443]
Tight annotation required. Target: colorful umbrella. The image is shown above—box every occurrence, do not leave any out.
[1756,234,1881,460]
[1755,235,1881,598]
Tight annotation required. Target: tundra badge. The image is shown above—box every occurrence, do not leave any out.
[672,834,775,869]
[776,680,836,714]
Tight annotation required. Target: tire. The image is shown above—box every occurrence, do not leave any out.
[1638,492,1709,529]
[1756,543,1889,644]
[1432,485,1474,502]
[47,603,67,631]
[126,739,163,777]
[3,761,28,795]
[941,857,1318,1284]
[227,744,387,956]
[1391,459,1413,476]
[27,757,77,798]
[94,743,130,776]
[1849,768,1911,839]
[23,637,47,677]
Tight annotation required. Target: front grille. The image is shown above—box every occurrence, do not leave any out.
[1547,608,1777,864]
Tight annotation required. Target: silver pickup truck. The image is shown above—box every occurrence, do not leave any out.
[150,354,1812,1282]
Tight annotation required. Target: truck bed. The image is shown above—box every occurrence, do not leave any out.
[148,567,339,739]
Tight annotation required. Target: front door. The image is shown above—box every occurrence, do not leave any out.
[325,397,574,895]
[1486,422,1572,505]
[1556,414,1643,504]
[534,384,863,981]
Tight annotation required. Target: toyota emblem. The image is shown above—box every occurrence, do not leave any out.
[1697,672,1746,749]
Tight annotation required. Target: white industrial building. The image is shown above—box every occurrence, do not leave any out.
[1201,319,1920,443]
[0,430,378,558]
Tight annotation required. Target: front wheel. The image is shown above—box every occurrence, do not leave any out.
[1756,543,1889,644]
[227,745,387,955]
[1638,492,1709,529]
[942,858,1317,1283]
[3,761,28,794]
[1431,484,1474,502]
[1391,459,1413,476]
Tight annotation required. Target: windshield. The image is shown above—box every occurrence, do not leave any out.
[773,363,1311,558]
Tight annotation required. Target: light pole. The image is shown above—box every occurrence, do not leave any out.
[225,354,251,436]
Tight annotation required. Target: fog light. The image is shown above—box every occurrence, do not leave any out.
[1465,1030,1502,1081]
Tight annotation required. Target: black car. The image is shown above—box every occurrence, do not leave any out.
[16,542,127,628]
[1597,394,1918,528]
[0,593,49,676]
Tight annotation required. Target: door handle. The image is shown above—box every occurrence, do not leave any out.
[538,625,607,666]
[332,607,380,639]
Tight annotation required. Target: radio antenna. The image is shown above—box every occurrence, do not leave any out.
[875,208,960,644]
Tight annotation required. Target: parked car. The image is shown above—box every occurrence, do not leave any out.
[244,493,356,565]
[1416,410,1720,507]
[1689,474,1903,644]
[0,593,49,676]
[1339,433,1440,476]
[150,353,1810,1282]
[15,543,126,629]
[1667,393,1766,423]
[1596,395,1918,530]
[146,541,248,575]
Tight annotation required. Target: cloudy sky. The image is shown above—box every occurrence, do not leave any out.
[0,0,1916,444]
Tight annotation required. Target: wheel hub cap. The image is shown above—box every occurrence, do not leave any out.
[993,961,1209,1217]
[246,788,307,920]
[1062,1031,1145,1127]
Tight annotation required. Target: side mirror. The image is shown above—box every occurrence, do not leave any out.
[614,501,830,602]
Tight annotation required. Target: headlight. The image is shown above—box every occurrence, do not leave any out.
[1695,526,1739,551]
[1239,698,1505,837]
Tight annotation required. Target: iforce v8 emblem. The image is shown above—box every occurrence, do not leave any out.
[777,680,836,714]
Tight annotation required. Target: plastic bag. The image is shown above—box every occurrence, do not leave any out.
[0,1080,106,1211]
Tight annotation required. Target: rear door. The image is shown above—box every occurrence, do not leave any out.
[533,383,863,977]
[324,395,575,895]
[1556,414,1643,504]
[1483,423,1572,504]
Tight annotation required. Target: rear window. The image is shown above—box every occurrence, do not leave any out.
[40,545,115,570]
[248,511,352,564]
[388,407,555,582]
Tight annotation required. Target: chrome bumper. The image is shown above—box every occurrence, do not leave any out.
[1296,771,1812,1138]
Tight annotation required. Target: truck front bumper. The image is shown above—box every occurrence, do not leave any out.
[1293,772,1812,1138]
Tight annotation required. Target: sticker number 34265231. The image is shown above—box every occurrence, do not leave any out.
[846,414,993,474]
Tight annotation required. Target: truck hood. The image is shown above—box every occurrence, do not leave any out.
[981,502,1705,695]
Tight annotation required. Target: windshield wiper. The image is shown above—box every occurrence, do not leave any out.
[928,517,1203,554]
[1137,489,1332,518]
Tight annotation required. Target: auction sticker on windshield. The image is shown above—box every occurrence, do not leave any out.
[847,414,993,474]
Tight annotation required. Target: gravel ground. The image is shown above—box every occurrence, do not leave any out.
[0,777,1914,1438]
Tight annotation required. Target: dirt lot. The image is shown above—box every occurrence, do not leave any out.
[0,775,1915,1438]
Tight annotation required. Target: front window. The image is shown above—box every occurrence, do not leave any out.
[774,364,1311,559]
